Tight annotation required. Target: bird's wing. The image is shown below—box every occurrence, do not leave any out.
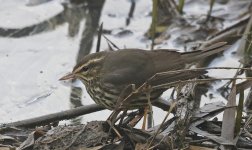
[100,42,228,92]
[181,42,229,63]
[100,49,155,87]
[100,49,193,88]
[147,70,207,87]
[147,49,186,72]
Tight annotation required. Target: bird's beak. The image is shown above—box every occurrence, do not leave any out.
[59,72,76,80]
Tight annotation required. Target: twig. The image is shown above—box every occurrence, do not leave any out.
[117,67,252,110]
[150,67,252,77]
[106,120,122,139]
[96,23,103,52]
[147,102,177,148]
[152,77,252,90]
[103,34,120,50]
[2,104,105,128]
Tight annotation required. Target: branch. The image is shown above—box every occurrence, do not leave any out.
[2,104,105,128]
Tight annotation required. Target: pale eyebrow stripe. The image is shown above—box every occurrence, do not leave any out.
[73,56,105,73]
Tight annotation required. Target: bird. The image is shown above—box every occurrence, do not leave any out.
[60,42,228,111]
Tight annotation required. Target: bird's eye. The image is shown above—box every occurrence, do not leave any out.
[81,66,89,72]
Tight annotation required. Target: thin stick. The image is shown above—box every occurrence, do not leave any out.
[153,77,252,90]
[147,102,177,148]
[151,67,252,77]
[3,104,104,127]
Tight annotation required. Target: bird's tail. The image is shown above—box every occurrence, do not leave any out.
[182,42,230,63]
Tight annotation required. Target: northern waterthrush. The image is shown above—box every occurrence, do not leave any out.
[60,42,228,110]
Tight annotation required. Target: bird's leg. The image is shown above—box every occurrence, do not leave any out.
[107,84,135,126]
[142,107,149,130]
[142,85,153,130]
[107,84,138,137]
[107,109,122,139]
[107,108,121,125]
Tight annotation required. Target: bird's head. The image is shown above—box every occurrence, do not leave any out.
[60,52,107,83]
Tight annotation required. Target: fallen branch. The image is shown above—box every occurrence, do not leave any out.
[2,104,105,128]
